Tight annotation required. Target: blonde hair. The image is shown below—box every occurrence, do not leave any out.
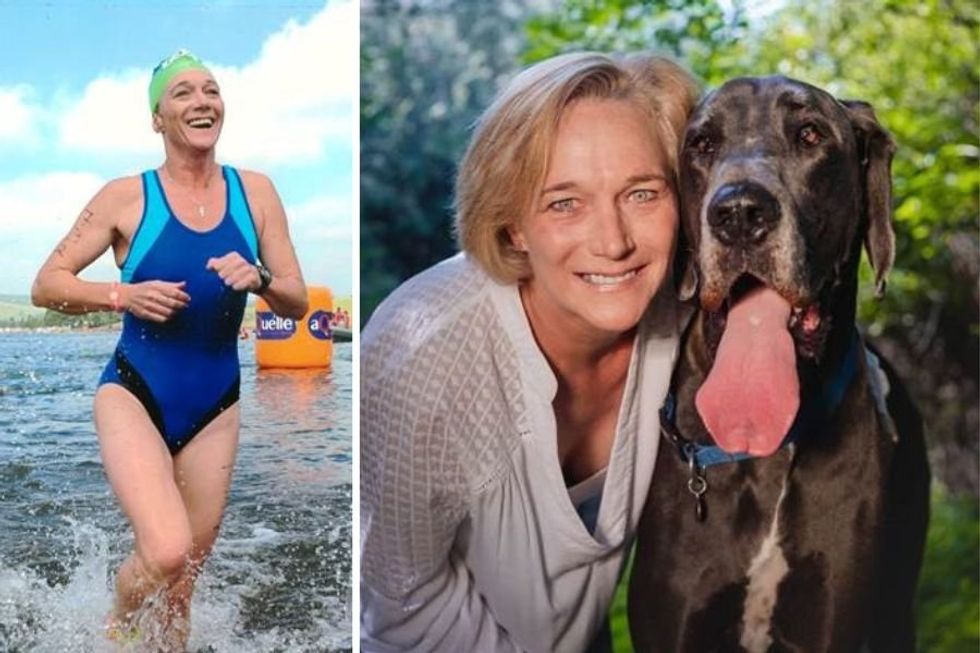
[454,52,700,283]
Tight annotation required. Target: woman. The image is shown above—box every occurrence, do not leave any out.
[360,52,699,652]
[31,50,307,649]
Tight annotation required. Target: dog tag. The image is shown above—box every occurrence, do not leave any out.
[688,475,707,521]
[686,453,708,522]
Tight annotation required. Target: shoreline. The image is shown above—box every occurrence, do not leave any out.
[0,324,121,334]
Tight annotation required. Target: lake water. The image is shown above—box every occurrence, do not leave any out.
[0,331,352,652]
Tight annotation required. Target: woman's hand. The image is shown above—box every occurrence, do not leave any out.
[121,280,191,322]
[206,252,261,292]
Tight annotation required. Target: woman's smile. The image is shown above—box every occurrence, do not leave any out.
[577,264,646,289]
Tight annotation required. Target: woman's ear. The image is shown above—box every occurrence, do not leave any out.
[507,224,527,252]
[152,113,163,133]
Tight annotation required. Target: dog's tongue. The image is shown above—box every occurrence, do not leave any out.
[695,287,799,456]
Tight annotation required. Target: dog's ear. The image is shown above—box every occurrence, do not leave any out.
[674,248,698,302]
[842,99,897,298]
[672,213,699,301]
[674,178,701,302]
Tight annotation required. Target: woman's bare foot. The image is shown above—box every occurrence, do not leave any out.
[104,612,141,648]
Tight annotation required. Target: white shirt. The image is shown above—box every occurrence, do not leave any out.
[360,254,681,653]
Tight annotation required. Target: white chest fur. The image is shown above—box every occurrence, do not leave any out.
[739,473,791,653]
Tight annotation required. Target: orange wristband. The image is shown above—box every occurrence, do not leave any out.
[109,282,124,313]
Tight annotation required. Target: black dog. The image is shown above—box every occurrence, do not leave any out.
[628,77,930,652]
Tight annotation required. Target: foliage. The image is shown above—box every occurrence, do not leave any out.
[609,553,633,653]
[360,0,546,321]
[0,299,43,324]
[361,0,979,478]
[42,309,120,329]
[0,309,120,330]
[524,0,750,81]
[917,486,980,652]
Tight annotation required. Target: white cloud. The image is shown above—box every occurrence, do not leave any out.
[285,192,353,293]
[0,85,41,147]
[218,1,356,167]
[56,71,157,155]
[54,1,355,168]
[288,193,352,235]
[0,171,105,233]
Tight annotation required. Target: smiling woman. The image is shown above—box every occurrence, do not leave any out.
[29,49,308,651]
[360,51,700,653]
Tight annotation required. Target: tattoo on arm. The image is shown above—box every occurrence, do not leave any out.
[55,208,95,258]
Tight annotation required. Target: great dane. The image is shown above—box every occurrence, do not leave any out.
[628,77,930,652]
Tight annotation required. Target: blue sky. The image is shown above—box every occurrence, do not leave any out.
[0,0,354,297]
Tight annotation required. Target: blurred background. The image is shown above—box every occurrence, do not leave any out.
[361,0,978,650]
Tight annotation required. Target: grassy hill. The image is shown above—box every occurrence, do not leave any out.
[0,295,44,323]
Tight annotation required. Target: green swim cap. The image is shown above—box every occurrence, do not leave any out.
[148,49,211,112]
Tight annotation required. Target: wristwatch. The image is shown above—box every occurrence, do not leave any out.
[254,264,273,294]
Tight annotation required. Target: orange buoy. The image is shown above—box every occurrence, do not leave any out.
[255,286,333,369]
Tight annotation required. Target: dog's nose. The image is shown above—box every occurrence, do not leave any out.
[706,183,780,246]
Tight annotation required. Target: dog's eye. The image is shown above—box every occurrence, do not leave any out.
[690,135,716,156]
[798,124,824,147]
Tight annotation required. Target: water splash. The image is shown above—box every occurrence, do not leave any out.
[0,333,352,652]
[0,519,351,652]
[0,520,114,652]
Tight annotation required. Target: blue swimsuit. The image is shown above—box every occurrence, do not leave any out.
[100,166,258,453]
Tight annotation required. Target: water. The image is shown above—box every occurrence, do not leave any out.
[0,331,352,652]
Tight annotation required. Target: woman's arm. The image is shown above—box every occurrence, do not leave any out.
[31,197,116,314]
[32,178,190,321]
[361,523,526,653]
[360,305,525,652]
[241,170,308,318]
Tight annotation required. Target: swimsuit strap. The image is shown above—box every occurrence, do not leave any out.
[223,165,259,261]
[121,171,171,283]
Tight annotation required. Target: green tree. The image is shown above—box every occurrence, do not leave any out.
[525,0,750,80]
[360,0,546,322]
[41,309,120,328]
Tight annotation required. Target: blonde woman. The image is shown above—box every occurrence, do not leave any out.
[361,52,699,652]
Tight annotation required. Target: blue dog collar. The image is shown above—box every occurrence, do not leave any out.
[660,328,862,470]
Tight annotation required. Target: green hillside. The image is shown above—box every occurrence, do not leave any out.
[0,296,44,323]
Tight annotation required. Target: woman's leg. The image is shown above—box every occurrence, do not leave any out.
[94,385,193,637]
[166,403,241,642]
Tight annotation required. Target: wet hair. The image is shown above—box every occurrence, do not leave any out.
[454,52,700,283]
